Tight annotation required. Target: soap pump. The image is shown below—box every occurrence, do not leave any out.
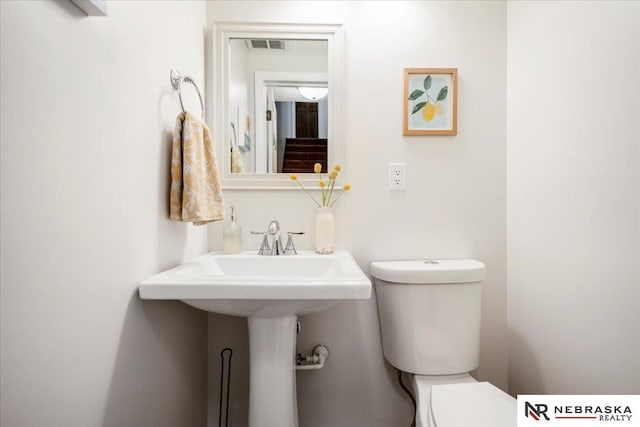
[223,206,243,254]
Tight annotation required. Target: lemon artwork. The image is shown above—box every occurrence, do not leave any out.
[422,103,436,121]
[409,75,448,122]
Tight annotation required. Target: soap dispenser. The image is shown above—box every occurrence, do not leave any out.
[223,206,243,254]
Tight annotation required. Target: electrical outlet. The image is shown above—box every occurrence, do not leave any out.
[389,163,406,190]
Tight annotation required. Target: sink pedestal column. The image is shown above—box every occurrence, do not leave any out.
[247,315,298,427]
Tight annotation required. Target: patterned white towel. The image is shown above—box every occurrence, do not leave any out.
[170,112,224,225]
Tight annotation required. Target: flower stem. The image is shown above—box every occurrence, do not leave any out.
[327,177,336,206]
[317,171,326,206]
[329,190,345,207]
[294,179,321,207]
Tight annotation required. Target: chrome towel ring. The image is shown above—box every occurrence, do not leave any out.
[170,69,204,120]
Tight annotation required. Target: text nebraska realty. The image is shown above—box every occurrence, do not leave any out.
[553,404,632,422]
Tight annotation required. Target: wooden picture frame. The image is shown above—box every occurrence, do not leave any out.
[403,68,457,136]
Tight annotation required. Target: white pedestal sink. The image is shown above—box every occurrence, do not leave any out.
[139,250,371,427]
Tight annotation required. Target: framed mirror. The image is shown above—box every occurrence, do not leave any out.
[210,22,343,189]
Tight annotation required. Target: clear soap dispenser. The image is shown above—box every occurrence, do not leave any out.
[223,206,243,254]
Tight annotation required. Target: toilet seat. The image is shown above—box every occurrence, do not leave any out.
[429,382,516,427]
[413,374,476,427]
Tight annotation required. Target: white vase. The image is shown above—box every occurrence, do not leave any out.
[314,206,335,254]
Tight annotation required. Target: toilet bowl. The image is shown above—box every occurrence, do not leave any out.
[370,259,515,427]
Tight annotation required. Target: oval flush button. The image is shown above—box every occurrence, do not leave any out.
[424,260,439,264]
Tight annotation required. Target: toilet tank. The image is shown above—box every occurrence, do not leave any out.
[370,259,485,375]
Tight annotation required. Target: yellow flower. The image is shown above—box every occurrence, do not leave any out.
[290,165,350,208]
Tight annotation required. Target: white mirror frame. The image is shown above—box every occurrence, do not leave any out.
[210,22,344,190]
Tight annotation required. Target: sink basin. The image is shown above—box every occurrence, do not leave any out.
[139,250,371,316]
[139,249,371,427]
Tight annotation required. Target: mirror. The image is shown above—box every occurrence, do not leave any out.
[211,22,343,189]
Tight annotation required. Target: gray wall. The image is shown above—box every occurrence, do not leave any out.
[507,1,640,395]
[1,2,209,425]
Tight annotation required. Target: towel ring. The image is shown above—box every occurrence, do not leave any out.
[170,69,204,120]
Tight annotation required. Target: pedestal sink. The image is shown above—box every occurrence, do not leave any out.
[139,250,371,427]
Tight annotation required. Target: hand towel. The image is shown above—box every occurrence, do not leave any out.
[231,146,244,173]
[170,112,224,225]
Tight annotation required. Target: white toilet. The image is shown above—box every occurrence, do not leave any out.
[370,259,515,427]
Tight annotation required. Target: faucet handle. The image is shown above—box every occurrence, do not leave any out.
[250,231,271,255]
[284,232,305,255]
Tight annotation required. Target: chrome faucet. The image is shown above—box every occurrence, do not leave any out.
[251,220,304,255]
[267,220,284,256]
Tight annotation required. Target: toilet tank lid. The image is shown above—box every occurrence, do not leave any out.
[370,259,486,284]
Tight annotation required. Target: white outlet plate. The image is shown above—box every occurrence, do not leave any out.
[389,163,406,190]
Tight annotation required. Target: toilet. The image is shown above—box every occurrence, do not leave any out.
[370,259,515,427]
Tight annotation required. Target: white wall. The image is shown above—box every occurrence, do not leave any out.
[507,1,640,394]
[0,1,209,425]
[206,2,507,426]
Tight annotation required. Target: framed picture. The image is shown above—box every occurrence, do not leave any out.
[237,105,252,151]
[403,68,457,136]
